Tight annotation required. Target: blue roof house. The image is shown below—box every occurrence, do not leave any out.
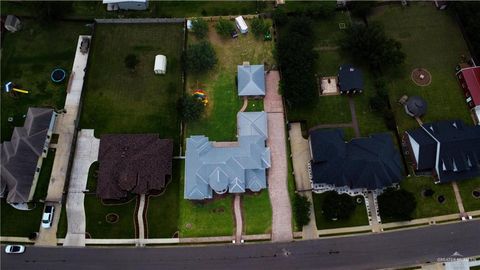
[237,64,266,97]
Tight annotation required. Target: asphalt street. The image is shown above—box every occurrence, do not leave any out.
[2,221,480,270]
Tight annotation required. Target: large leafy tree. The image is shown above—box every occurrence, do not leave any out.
[276,17,317,107]
[341,23,405,72]
[454,2,480,62]
[178,95,205,122]
[251,17,270,38]
[348,1,375,25]
[293,194,311,229]
[185,41,217,73]
[215,19,235,37]
[378,188,417,221]
[191,18,209,39]
[321,191,356,220]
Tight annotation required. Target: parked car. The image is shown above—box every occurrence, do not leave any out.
[5,245,25,254]
[41,205,55,228]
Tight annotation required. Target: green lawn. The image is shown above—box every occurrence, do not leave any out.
[1,200,43,237]
[56,205,68,239]
[84,162,137,239]
[242,191,272,235]
[80,23,184,150]
[371,3,472,133]
[32,148,56,201]
[312,193,369,230]
[146,161,181,238]
[1,19,92,142]
[178,161,234,237]
[186,21,274,142]
[394,176,459,221]
[456,177,480,212]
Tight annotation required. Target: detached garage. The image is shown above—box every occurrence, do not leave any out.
[154,55,167,74]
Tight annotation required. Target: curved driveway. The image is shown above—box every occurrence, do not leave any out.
[3,221,480,270]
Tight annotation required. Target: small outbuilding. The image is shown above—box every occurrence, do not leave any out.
[4,15,21,33]
[404,96,427,117]
[103,0,148,10]
[338,64,364,94]
[235,16,248,34]
[154,55,167,75]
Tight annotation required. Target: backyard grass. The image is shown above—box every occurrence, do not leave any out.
[312,193,369,230]
[456,177,480,212]
[178,161,234,237]
[80,23,184,150]
[1,19,92,142]
[146,161,181,238]
[84,162,136,239]
[242,191,272,235]
[186,21,274,142]
[395,176,459,221]
[0,200,43,237]
[371,3,472,133]
[32,148,56,201]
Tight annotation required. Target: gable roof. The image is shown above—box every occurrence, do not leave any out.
[338,64,364,92]
[309,129,403,190]
[1,108,54,203]
[237,65,265,96]
[97,134,173,200]
[237,112,268,139]
[458,67,480,106]
[406,120,480,183]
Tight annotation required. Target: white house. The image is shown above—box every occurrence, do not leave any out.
[235,16,248,34]
[154,55,167,75]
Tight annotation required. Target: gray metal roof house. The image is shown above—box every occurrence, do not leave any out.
[237,64,266,96]
[184,112,270,200]
[1,108,56,204]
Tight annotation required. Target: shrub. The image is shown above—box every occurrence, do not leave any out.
[321,191,356,220]
[251,17,270,37]
[378,188,417,221]
[185,41,217,73]
[191,18,209,39]
[178,95,205,122]
[215,19,235,37]
[293,194,311,229]
[124,54,139,71]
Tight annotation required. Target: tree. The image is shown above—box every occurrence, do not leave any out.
[124,54,140,71]
[321,191,356,220]
[454,2,480,62]
[191,18,209,39]
[185,41,217,73]
[348,1,375,25]
[178,95,205,122]
[293,194,311,229]
[251,17,270,37]
[272,7,288,26]
[341,23,405,72]
[378,188,417,221]
[215,19,235,37]
[37,1,73,21]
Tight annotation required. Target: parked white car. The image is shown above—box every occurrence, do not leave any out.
[41,205,55,228]
[5,245,25,254]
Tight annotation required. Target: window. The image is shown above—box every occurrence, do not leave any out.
[36,168,40,172]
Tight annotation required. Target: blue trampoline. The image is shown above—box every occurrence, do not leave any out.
[51,68,66,83]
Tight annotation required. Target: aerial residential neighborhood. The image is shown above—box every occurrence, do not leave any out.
[1,1,480,270]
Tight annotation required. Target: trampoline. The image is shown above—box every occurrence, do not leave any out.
[51,68,66,83]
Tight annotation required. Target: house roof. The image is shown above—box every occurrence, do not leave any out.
[97,134,173,200]
[459,67,480,106]
[5,15,19,27]
[237,65,265,96]
[1,108,54,203]
[338,64,364,92]
[237,112,268,139]
[103,0,146,4]
[405,96,427,117]
[309,129,403,190]
[184,135,270,200]
[406,120,480,182]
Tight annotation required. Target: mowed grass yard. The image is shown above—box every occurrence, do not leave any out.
[1,19,91,141]
[0,200,44,237]
[371,3,472,133]
[80,23,184,148]
[182,20,274,236]
[312,193,369,230]
[456,177,480,212]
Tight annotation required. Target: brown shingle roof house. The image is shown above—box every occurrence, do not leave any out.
[97,134,173,200]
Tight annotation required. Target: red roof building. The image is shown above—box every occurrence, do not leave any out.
[457,66,480,108]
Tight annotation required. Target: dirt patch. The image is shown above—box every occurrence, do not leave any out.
[106,213,119,224]
[411,68,432,86]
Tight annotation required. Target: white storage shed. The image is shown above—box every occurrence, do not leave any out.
[235,16,248,34]
[154,55,167,75]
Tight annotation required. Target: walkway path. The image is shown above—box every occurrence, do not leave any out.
[36,35,91,246]
[240,96,248,112]
[347,96,361,138]
[365,193,381,232]
[288,123,318,239]
[265,71,293,242]
[64,129,99,247]
[136,194,146,247]
[233,194,243,243]
[451,181,466,214]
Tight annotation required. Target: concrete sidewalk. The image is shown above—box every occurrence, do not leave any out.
[288,123,318,240]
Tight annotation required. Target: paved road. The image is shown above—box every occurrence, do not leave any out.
[3,221,479,270]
